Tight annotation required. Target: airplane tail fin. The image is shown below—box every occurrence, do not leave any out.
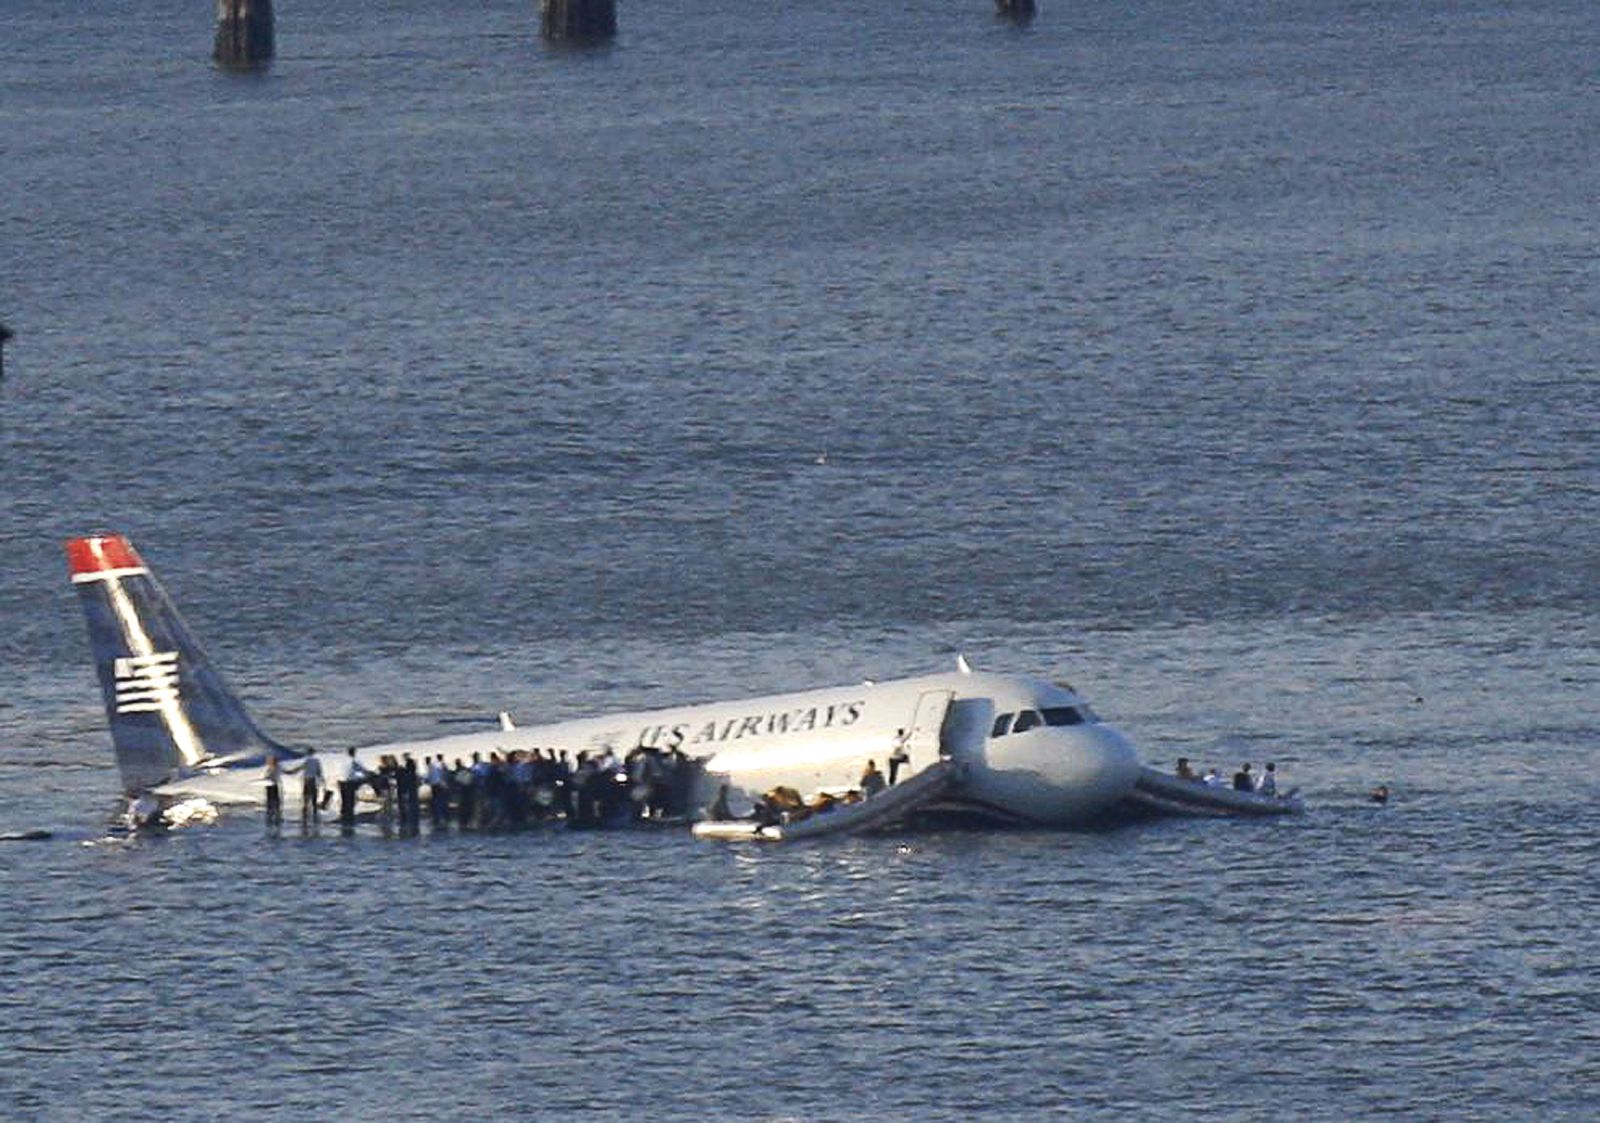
[65,534,289,792]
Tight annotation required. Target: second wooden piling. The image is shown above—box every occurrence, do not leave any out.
[215,0,275,67]
[541,0,617,41]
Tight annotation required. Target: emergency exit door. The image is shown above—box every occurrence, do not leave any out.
[903,689,954,775]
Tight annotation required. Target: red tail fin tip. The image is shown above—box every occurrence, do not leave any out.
[65,535,147,580]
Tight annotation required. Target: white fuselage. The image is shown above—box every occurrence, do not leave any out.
[159,670,1142,827]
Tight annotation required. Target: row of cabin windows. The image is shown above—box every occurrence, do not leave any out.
[991,706,1088,737]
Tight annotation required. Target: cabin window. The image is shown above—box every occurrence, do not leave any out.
[1013,709,1042,733]
[991,713,1013,737]
[1043,706,1084,727]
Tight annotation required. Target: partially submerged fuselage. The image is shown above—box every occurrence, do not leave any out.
[69,534,1142,828]
[148,671,1142,827]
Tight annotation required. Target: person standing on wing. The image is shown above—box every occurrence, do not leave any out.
[283,748,324,830]
[426,755,450,828]
[337,747,368,831]
[263,754,283,829]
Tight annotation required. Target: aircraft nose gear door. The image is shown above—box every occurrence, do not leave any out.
[900,689,954,777]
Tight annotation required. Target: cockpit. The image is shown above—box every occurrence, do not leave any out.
[990,705,1098,738]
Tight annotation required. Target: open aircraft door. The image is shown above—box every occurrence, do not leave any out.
[902,689,955,775]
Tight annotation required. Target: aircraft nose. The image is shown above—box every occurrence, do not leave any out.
[958,719,1144,824]
[1085,724,1141,798]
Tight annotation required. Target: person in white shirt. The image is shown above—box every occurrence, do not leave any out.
[887,736,911,786]
[284,749,324,827]
[337,747,368,829]
[1255,762,1278,797]
[426,755,449,827]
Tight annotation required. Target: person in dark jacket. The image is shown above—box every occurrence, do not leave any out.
[399,753,421,832]
[860,759,887,797]
[455,758,476,829]
[263,754,283,829]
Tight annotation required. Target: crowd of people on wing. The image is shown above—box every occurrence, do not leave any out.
[1174,756,1280,796]
[265,743,701,833]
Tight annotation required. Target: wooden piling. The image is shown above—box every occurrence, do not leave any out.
[540,0,616,42]
[214,0,274,67]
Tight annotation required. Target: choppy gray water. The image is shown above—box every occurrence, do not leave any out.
[2,0,1597,1118]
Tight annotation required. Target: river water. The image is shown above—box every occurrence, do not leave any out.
[2,0,1597,1118]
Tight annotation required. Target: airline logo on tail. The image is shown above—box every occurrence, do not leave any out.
[67,532,279,788]
[113,651,181,714]
[66,535,150,584]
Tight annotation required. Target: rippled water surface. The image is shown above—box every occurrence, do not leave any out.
[3,0,1598,1118]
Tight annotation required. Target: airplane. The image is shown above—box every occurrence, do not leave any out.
[66,533,1147,829]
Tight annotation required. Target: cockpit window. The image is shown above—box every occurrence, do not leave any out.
[995,707,1091,737]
